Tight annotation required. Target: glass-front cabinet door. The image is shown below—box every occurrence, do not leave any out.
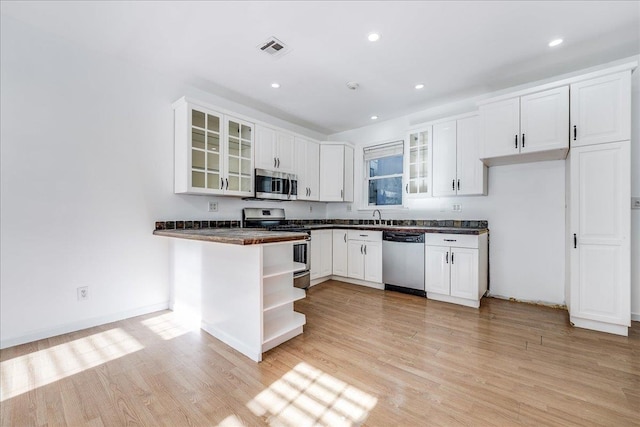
[225,116,254,196]
[191,108,223,192]
[173,97,255,196]
[405,126,433,198]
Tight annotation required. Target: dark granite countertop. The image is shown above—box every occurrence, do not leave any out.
[153,228,309,245]
[302,224,488,235]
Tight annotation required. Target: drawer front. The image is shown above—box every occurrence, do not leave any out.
[425,233,478,248]
[348,230,382,242]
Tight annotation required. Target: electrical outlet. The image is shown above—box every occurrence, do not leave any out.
[632,197,640,210]
[77,286,88,301]
[347,204,352,212]
[208,201,218,212]
[452,204,462,212]
[309,204,313,212]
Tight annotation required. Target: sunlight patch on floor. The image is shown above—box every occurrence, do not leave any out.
[0,328,143,402]
[247,362,377,426]
[140,311,198,340]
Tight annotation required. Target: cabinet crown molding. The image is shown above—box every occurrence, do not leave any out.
[476,60,637,107]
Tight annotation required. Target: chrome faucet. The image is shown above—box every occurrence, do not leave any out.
[373,209,382,225]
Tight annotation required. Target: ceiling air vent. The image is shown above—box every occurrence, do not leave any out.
[258,36,290,58]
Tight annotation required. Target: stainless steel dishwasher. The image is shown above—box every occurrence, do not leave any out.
[382,231,426,296]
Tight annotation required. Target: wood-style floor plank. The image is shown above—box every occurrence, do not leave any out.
[1,280,638,426]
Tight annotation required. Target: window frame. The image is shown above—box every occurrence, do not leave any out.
[362,140,405,208]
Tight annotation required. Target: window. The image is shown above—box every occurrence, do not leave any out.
[364,141,404,206]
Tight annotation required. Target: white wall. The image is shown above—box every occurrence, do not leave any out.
[328,64,640,312]
[0,15,327,348]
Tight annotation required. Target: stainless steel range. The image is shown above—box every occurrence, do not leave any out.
[242,208,310,289]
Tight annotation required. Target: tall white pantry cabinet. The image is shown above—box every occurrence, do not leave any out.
[566,69,632,336]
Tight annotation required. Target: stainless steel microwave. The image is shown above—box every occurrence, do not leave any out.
[254,168,298,201]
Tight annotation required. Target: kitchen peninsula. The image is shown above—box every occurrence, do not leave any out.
[154,228,308,362]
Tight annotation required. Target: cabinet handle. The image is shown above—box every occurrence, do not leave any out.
[341,189,343,199]
[344,233,347,243]
[452,179,455,191]
[277,158,280,168]
[406,183,408,193]
[457,179,460,191]
[574,233,577,249]
[445,252,449,264]
[364,245,367,255]
[225,178,229,190]
[360,244,363,254]
[451,252,454,264]
[220,178,224,190]
[444,239,457,242]
[515,134,518,149]
[274,157,277,168]
[573,125,577,141]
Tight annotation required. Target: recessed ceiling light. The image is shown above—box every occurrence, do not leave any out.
[548,38,563,47]
[368,33,380,42]
[271,82,280,88]
[370,115,379,120]
[415,84,425,90]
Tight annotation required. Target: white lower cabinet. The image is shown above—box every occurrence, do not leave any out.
[310,230,332,280]
[332,229,348,276]
[425,233,488,308]
[347,230,382,283]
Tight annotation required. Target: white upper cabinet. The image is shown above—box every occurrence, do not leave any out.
[456,116,487,196]
[319,143,354,202]
[479,86,569,166]
[432,116,487,197]
[520,87,569,153]
[173,98,253,196]
[570,71,631,147]
[255,125,295,173]
[405,127,432,198]
[432,121,458,197]
[479,97,520,160]
[295,137,320,201]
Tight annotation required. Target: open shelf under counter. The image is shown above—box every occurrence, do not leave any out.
[262,311,306,352]
[263,287,306,313]
[262,262,306,279]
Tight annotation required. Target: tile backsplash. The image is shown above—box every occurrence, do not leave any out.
[154,219,488,231]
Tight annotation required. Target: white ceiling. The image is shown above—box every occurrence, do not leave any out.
[2,1,639,135]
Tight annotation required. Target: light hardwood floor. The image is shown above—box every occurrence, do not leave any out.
[1,280,639,426]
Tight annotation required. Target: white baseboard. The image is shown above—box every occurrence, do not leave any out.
[632,313,640,322]
[0,301,170,350]
[310,275,384,290]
